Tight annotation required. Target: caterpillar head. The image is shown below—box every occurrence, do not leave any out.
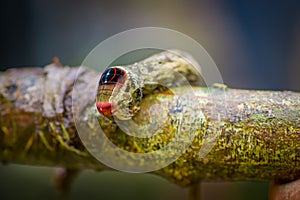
[96,67,142,120]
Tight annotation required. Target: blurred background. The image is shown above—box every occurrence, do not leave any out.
[0,0,299,199]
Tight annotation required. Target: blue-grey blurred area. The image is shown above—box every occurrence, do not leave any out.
[1,0,300,91]
[0,0,299,200]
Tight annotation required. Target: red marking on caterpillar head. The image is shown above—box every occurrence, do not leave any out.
[96,102,113,117]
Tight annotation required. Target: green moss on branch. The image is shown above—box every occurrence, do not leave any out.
[0,64,299,187]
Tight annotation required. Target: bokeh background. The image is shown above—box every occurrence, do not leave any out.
[0,0,299,199]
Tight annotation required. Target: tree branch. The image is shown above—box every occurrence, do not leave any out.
[0,62,299,188]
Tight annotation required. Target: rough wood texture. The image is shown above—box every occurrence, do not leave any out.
[0,62,299,188]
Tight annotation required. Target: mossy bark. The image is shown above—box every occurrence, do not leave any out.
[0,63,299,187]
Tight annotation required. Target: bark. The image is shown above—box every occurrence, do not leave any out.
[0,62,299,188]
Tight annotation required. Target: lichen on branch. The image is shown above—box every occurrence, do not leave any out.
[0,62,299,187]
